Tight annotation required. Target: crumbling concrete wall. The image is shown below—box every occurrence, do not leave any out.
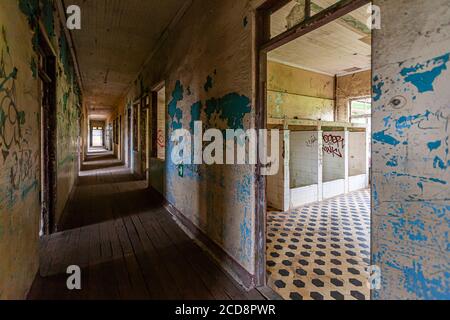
[372,0,450,300]
[0,0,82,298]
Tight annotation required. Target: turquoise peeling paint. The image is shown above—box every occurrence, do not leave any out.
[205,93,251,130]
[433,156,449,170]
[168,80,184,130]
[400,53,450,93]
[239,207,252,263]
[190,101,202,133]
[386,156,398,167]
[427,140,442,152]
[372,80,384,101]
[373,130,400,146]
[236,175,252,203]
[42,0,55,38]
[385,171,447,185]
[18,0,39,26]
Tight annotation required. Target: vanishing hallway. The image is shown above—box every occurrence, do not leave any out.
[28,151,264,300]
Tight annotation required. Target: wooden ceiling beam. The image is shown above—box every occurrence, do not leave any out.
[260,0,371,53]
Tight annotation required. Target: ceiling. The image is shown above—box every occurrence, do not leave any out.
[65,0,188,118]
[269,0,371,76]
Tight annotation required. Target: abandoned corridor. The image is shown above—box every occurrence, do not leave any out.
[28,150,265,300]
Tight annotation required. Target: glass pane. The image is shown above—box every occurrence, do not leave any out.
[351,98,371,117]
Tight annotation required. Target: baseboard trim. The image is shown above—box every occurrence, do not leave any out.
[154,191,255,289]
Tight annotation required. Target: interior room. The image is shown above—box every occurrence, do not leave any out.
[1,0,448,302]
[265,1,372,300]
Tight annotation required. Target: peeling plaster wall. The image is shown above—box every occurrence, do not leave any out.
[267,61,335,121]
[117,0,261,278]
[0,0,82,298]
[336,70,371,121]
[372,0,450,300]
[56,24,82,223]
[0,1,40,299]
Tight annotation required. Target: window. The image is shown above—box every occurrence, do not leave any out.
[92,127,104,147]
[350,98,371,125]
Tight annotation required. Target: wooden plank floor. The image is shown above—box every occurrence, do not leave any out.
[28,151,265,300]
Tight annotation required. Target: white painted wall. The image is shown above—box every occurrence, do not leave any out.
[267,130,289,211]
[322,131,345,182]
[289,132,319,188]
[349,132,367,176]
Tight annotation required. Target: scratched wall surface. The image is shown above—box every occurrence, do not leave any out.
[0,0,81,298]
[372,0,450,300]
[55,19,82,223]
[115,0,262,278]
[0,1,40,299]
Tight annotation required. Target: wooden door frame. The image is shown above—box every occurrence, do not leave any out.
[38,28,57,235]
[127,107,132,168]
[150,81,165,159]
[254,0,371,287]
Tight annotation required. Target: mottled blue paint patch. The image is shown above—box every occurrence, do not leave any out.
[373,130,400,146]
[403,261,450,300]
[239,207,252,263]
[400,53,450,93]
[190,101,202,133]
[236,175,252,203]
[417,182,424,192]
[42,0,55,38]
[19,0,39,26]
[373,80,384,101]
[395,114,422,135]
[386,172,447,185]
[427,140,442,152]
[386,156,398,167]
[433,156,449,170]
[205,93,251,130]
[168,80,184,130]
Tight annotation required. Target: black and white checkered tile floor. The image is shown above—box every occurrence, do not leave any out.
[267,189,371,300]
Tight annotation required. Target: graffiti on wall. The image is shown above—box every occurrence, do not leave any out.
[322,133,344,158]
[0,25,38,209]
[305,135,317,148]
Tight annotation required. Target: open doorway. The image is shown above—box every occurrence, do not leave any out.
[148,84,166,194]
[257,0,372,300]
[89,120,106,150]
[92,126,104,147]
[38,31,57,236]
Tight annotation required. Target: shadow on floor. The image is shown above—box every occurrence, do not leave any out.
[28,150,265,300]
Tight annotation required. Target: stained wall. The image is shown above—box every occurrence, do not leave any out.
[0,0,82,298]
[113,0,265,282]
[267,61,335,122]
[336,70,371,121]
[372,0,450,300]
